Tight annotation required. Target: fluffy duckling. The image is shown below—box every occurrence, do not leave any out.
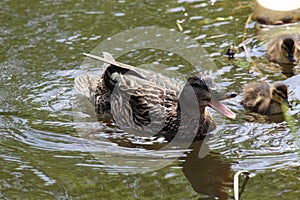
[242,81,292,114]
[267,35,300,64]
[76,53,236,141]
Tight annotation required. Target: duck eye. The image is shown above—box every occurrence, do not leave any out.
[273,89,286,101]
[282,46,291,54]
[256,101,262,107]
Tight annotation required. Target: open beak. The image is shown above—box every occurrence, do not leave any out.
[208,91,237,119]
[208,101,236,119]
[211,91,237,101]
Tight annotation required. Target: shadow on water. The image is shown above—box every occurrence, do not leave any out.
[181,141,233,200]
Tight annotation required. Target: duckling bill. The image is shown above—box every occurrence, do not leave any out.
[267,35,300,64]
[242,81,292,115]
[76,52,236,141]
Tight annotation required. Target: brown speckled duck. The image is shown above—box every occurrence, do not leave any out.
[75,52,236,141]
[242,81,292,114]
[266,34,300,64]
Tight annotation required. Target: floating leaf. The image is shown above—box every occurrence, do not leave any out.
[234,59,251,69]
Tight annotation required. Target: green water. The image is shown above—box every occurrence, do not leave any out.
[1,0,300,199]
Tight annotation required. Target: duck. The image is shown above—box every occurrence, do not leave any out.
[242,81,292,115]
[266,34,300,64]
[75,52,236,141]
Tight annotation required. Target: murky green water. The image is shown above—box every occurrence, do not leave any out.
[1,0,300,199]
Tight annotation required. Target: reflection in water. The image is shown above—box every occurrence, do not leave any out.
[181,141,232,200]
[244,112,285,123]
[281,64,297,77]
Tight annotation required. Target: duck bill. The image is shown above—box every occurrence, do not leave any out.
[288,53,296,63]
[208,101,236,119]
[284,98,292,108]
[220,92,237,100]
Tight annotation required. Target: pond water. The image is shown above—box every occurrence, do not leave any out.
[1,0,299,199]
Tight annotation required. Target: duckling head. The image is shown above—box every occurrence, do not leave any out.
[183,75,236,119]
[270,82,292,107]
[281,38,297,63]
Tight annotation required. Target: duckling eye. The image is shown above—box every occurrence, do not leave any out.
[272,90,285,102]
[282,39,295,53]
[256,101,262,107]
[282,46,292,55]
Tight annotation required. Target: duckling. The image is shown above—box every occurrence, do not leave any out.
[242,81,292,115]
[267,35,300,64]
[76,52,236,141]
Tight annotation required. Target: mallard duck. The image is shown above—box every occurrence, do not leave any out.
[242,81,292,114]
[75,52,236,141]
[266,35,300,64]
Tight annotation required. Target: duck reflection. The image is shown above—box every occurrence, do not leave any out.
[180,141,233,200]
[281,63,297,77]
[244,112,286,123]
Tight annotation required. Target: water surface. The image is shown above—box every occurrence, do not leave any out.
[1,0,299,199]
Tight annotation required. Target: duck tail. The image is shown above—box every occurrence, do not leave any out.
[74,73,98,100]
[74,52,115,98]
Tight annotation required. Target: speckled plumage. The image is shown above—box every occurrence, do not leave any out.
[242,81,290,115]
[75,53,235,141]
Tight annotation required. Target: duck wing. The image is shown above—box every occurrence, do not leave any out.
[79,52,184,129]
[109,71,179,135]
[74,73,98,101]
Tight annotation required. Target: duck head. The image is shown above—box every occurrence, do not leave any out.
[281,38,297,63]
[183,75,236,119]
[270,82,292,108]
